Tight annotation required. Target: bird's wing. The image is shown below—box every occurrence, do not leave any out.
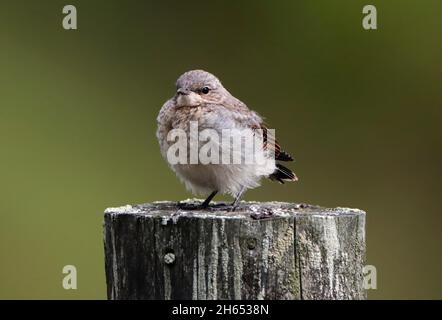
[222,97,295,162]
[248,123,294,162]
[218,97,298,182]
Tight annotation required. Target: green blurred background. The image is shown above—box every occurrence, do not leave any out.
[0,0,441,299]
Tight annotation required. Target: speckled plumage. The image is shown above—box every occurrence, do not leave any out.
[156,70,296,204]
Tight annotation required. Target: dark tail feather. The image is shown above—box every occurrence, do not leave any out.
[277,150,294,162]
[269,164,298,184]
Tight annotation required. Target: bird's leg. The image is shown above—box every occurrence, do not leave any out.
[228,186,246,211]
[200,190,218,208]
[177,191,218,210]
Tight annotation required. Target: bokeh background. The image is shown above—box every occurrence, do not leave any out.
[0,0,441,299]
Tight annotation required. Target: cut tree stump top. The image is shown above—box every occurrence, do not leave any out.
[104,199,364,222]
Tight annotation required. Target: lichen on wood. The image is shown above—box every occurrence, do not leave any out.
[103,200,366,300]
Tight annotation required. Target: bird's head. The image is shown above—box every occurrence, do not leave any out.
[175,70,226,107]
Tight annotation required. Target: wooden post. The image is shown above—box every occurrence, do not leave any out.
[103,200,366,300]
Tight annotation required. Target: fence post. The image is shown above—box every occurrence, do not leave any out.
[103,200,366,300]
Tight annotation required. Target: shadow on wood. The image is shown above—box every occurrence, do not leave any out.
[103,200,366,300]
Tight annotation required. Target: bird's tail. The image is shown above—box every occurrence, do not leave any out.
[269,164,298,184]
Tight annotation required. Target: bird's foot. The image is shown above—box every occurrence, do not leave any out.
[177,202,204,210]
[223,205,238,212]
[203,203,240,212]
[222,204,241,212]
[177,201,242,212]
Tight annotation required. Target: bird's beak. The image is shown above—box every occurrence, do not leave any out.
[177,88,190,96]
[175,88,203,107]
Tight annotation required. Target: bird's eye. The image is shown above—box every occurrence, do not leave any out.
[201,86,210,94]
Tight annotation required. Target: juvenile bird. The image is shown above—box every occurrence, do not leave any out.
[156,70,297,210]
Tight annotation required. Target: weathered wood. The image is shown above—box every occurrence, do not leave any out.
[103,200,366,300]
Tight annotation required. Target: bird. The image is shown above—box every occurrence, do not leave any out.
[156,70,297,210]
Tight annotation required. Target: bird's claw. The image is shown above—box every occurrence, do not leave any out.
[177,201,241,212]
[177,202,202,210]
